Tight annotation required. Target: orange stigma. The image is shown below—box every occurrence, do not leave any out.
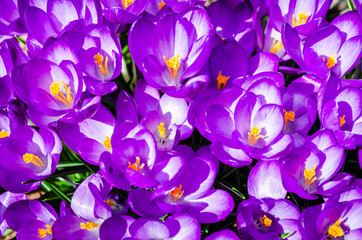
[292,12,310,27]
[50,81,74,107]
[0,130,9,138]
[122,0,134,9]
[106,199,115,206]
[80,221,100,230]
[283,110,295,129]
[38,224,52,238]
[23,153,44,166]
[304,165,317,187]
[216,71,230,90]
[103,136,112,150]
[158,122,166,138]
[270,39,284,54]
[128,156,145,172]
[260,215,272,227]
[248,127,262,146]
[159,0,165,9]
[340,115,345,127]
[163,54,180,81]
[170,185,184,203]
[94,52,110,76]
[323,53,337,69]
[328,218,344,238]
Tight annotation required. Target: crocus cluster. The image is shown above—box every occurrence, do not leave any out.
[0,0,362,239]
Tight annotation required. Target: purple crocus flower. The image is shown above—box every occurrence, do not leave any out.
[0,192,27,236]
[100,122,157,190]
[101,0,149,25]
[5,200,58,240]
[53,174,134,240]
[205,79,292,165]
[18,0,101,56]
[236,159,301,239]
[0,0,27,42]
[129,7,213,98]
[282,129,351,200]
[300,188,362,239]
[13,38,101,127]
[0,126,61,193]
[282,11,362,79]
[320,86,362,149]
[128,214,201,240]
[57,105,115,165]
[207,0,257,56]
[130,146,234,224]
[134,79,193,150]
[77,24,122,95]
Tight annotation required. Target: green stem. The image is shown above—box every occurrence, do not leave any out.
[347,0,356,10]
[41,180,71,205]
[56,162,85,169]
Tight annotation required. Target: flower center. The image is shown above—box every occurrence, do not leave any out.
[283,110,295,129]
[122,0,134,9]
[163,54,180,81]
[38,224,52,238]
[106,199,115,206]
[260,215,272,227]
[0,130,9,138]
[23,153,44,166]
[292,12,310,27]
[94,52,110,76]
[80,221,100,230]
[323,54,337,69]
[248,127,262,146]
[50,81,74,107]
[304,165,317,187]
[159,0,165,9]
[340,115,345,127]
[170,184,184,203]
[103,136,112,150]
[217,71,230,90]
[270,39,284,54]
[128,156,145,172]
[158,122,166,138]
[328,218,344,238]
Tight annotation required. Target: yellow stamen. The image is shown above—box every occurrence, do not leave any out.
[23,153,44,166]
[248,127,262,146]
[163,54,180,81]
[128,156,145,172]
[122,0,134,9]
[270,39,284,54]
[323,53,337,69]
[340,115,345,127]
[283,110,295,129]
[50,81,74,107]
[260,215,272,227]
[38,224,52,238]
[94,52,110,76]
[80,221,100,230]
[103,136,112,150]
[304,165,317,187]
[328,218,344,238]
[0,130,9,138]
[106,199,115,206]
[170,184,184,203]
[216,71,230,90]
[292,12,310,27]
[159,0,165,9]
[158,122,166,138]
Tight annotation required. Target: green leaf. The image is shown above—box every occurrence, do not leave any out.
[231,187,246,199]
[56,162,85,169]
[347,0,356,10]
[41,180,71,205]
[14,35,25,45]
[280,231,295,239]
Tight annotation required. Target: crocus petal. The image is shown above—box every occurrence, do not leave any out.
[248,160,287,199]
